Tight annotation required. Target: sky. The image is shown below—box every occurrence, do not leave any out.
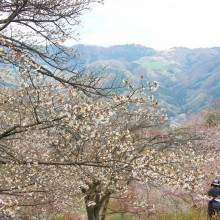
[70,0,220,50]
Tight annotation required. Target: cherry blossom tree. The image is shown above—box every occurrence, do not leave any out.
[0,72,207,219]
[0,1,210,219]
[168,104,220,212]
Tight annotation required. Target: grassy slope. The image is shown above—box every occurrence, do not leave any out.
[106,208,208,220]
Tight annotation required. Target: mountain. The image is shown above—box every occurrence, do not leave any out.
[72,44,220,120]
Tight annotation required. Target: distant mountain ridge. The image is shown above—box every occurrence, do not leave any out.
[72,44,220,120]
[73,44,156,63]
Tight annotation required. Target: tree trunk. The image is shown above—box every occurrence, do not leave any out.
[86,205,100,220]
[82,181,112,220]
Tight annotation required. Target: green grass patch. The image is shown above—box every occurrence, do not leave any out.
[134,208,207,220]
[105,208,208,220]
[106,213,133,220]
[54,214,72,220]
[134,57,179,78]
[135,58,169,71]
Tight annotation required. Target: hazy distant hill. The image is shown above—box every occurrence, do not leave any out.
[73,44,220,119]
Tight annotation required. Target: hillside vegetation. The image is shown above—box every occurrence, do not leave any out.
[73,44,220,120]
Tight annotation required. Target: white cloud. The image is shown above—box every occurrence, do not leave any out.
[67,0,220,49]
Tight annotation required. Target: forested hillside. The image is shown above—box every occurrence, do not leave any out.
[73,44,220,120]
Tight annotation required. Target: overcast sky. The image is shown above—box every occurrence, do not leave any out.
[70,0,220,50]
